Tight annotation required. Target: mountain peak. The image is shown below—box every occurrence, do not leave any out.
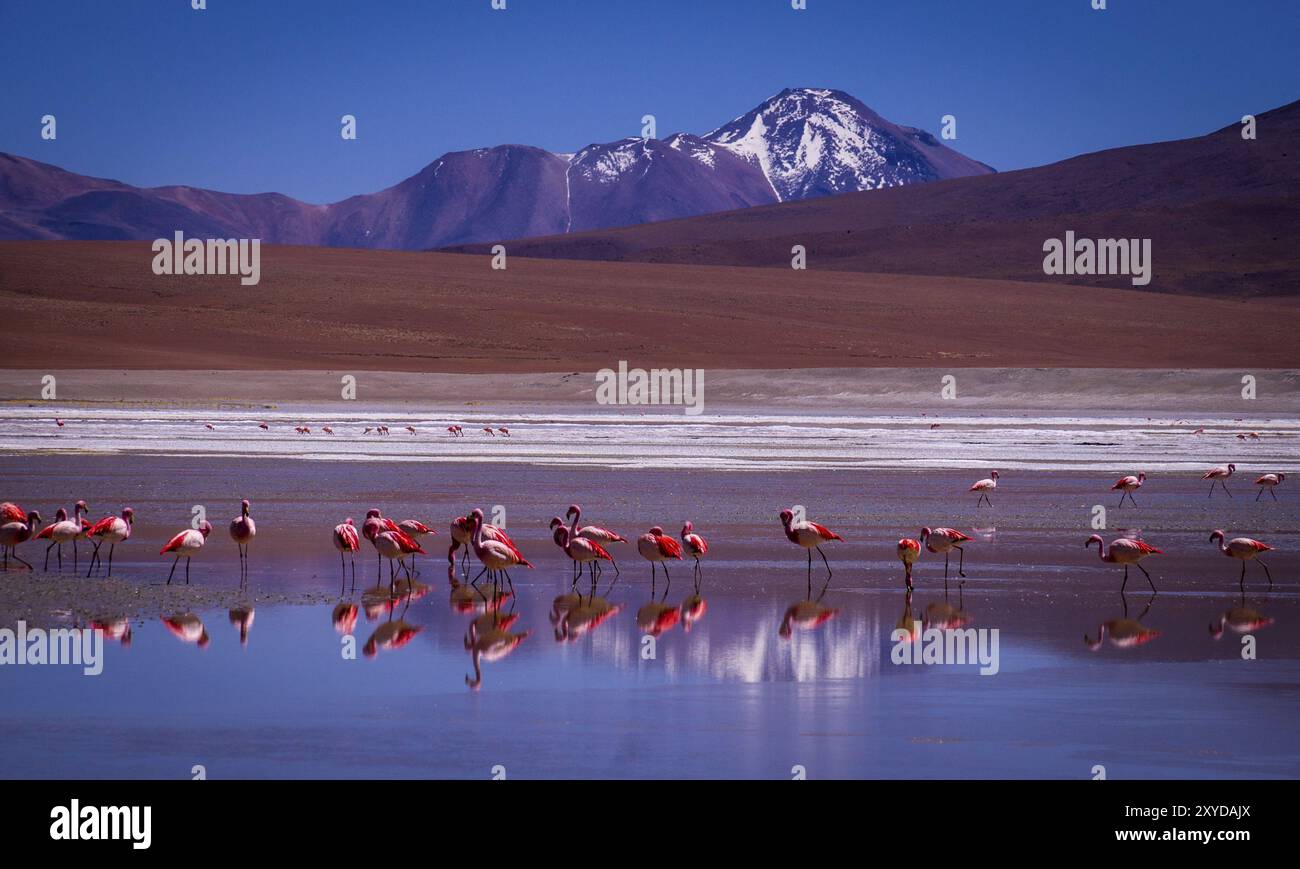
[704,87,989,202]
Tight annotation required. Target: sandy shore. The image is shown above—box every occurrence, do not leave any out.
[5,241,1300,370]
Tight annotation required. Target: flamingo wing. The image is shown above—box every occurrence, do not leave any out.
[807,522,843,541]
[160,530,192,554]
[657,535,684,559]
[0,503,25,523]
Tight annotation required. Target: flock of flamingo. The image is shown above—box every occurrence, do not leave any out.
[0,463,1286,599]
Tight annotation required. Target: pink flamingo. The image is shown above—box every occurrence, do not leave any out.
[779,508,843,591]
[86,507,134,576]
[447,425,458,436]
[1255,473,1285,501]
[333,518,360,589]
[35,500,89,571]
[970,470,999,506]
[450,514,516,578]
[405,426,416,435]
[1085,534,1162,593]
[230,499,256,581]
[680,521,708,583]
[554,525,616,586]
[483,427,495,436]
[498,427,510,437]
[258,422,269,430]
[897,537,921,590]
[1110,472,1146,507]
[322,425,334,434]
[920,527,973,581]
[1202,463,1235,497]
[467,508,532,595]
[565,504,627,545]
[55,418,65,428]
[373,527,425,592]
[637,525,683,598]
[161,520,213,585]
[396,519,436,574]
[1209,530,1273,588]
[0,508,41,570]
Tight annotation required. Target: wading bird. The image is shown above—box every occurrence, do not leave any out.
[1084,534,1161,593]
[554,525,616,586]
[333,518,361,590]
[230,499,256,581]
[1208,530,1273,589]
[920,527,973,582]
[1255,473,1285,501]
[35,500,89,571]
[1110,472,1146,507]
[680,521,708,582]
[780,508,842,593]
[637,526,682,598]
[161,520,213,585]
[87,507,134,576]
[1202,463,1235,497]
[897,537,920,590]
[0,509,41,570]
[970,471,999,506]
[466,508,532,595]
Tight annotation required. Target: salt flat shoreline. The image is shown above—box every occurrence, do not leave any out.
[1,367,1297,412]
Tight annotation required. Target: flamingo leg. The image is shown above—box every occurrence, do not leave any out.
[806,549,812,598]
[1270,488,1279,502]
[1120,564,1130,594]
[185,556,191,585]
[167,556,179,585]
[106,544,115,576]
[1239,561,1246,590]
[943,551,950,579]
[57,543,63,571]
[1137,561,1156,593]
[44,540,55,571]
[650,561,657,598]
[661,564,671,601]
[1259,559,1272,586]
[957,546,966,578]
[816,545,832,579]
[1256,488,1264,502]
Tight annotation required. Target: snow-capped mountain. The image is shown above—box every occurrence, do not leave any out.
[0,88,992,248]
[703,87,993,202]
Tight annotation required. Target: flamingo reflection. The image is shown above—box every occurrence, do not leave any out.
[1085,593,1159,651]
[1210,593,1274,639]
[162,613,210,649]
[229,605,254,647]
[464,616,530,690]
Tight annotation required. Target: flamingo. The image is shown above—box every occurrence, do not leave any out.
[970,470,999,506]
[230,499,256,581]
[483,427,495,436]
[1203,463,1235,497]
[565,504,628,547]
[1209,530,1273,588]
[447,426,458,436]
[680,521,708,583]
[55,418,65,428]
[396,519,435,574]
[897,537,921,590]
[161,520,213,585]
[86,507,134,576]
[1255,473,1285,501]
[204,423,215,431]
[258,422,269,430]
[1084,534,1161,593]
[35,500,89,571]
[333,518,361,590]
[451,514,516,578]
[920,527,973,582]
[405,426,416,435]
[466,508,532,594]
[322,425,334,434]
[373,527,425,592]
[1110,472,1146,507]
[554,526,616,587]
[779,508,842,593]
[498,427,510,437]
[0,509,41,570]
[1,503,26,524]
[637,526,683,598]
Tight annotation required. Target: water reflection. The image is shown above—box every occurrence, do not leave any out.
[229,604,254,647]
[162,613,209,649]
[464,611,530,690]
[1085,592,1159,650]
[1210,593,1274,639]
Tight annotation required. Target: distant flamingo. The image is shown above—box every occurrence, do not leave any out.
[405,426,416,435]
[1110,472,1146,507]
[897,537,920,590]
[230,499,256,581]
[637,526,683,598]
[161,520,213,585]
[258,422,269,430]
[680,521,708,582]
[920,527,973,582]
[1209,530,1273,588]
[1255,473,1285,501]
[204,423,215,431]
[1203,463,1235,497]
[0,509,41,570]
[447,426,458,436]
[35,500,89,571]
[55,419,65,428]
[970,470,999,506]
[779,508,843,592]
[498,427,510,437]
[1085,534,1161,593]
[86,507,134,576]
[483,427,495,436]
[322,426,334,434]
[333,518,361,590]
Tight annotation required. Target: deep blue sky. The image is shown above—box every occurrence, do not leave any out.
[2,0,1296,204]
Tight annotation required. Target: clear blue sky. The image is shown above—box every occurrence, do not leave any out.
[2,0,1296,204]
